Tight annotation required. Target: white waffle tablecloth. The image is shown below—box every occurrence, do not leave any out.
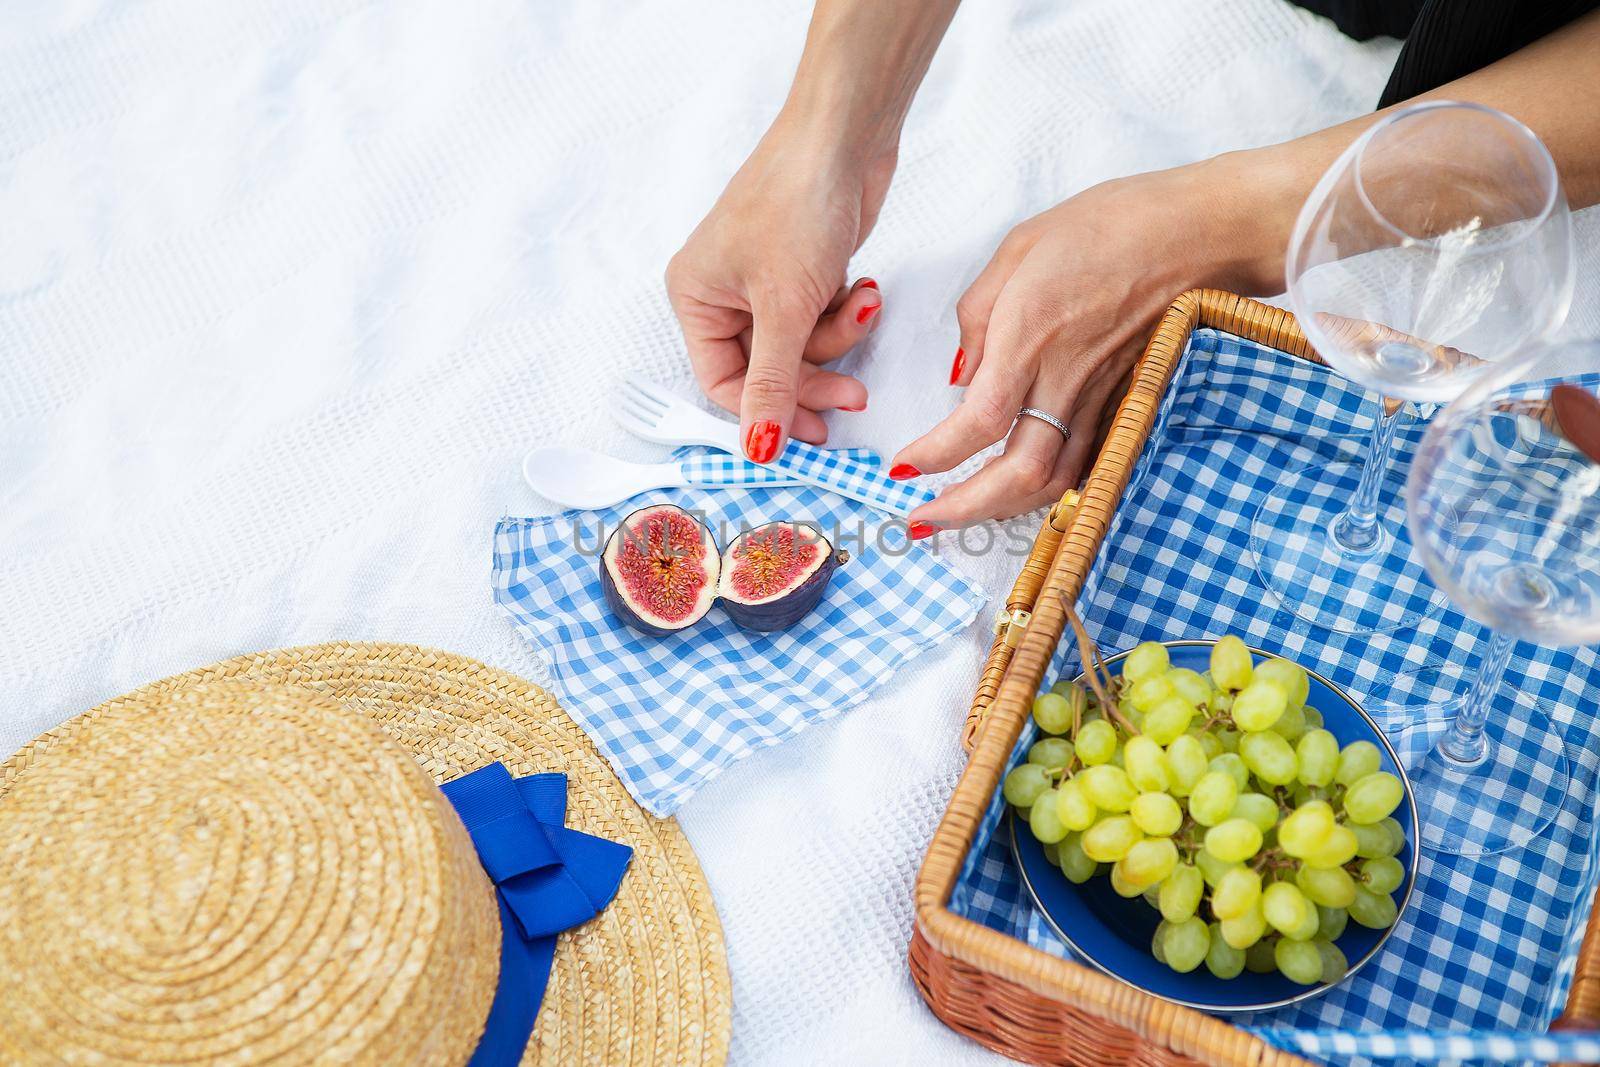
[5,2,1597,1062]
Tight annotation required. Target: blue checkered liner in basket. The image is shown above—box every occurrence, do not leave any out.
[494,476,986,817]
[949,330,1600,1066]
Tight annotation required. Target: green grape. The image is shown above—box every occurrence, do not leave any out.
[1159,863,1205,923]
[1334,740,1382,786]
[1208,689,1235,718]
[1150,921,1169,965]
[1131,792,1183,837]
[1195,848,1236,889]
[1109,862,1145,898]
[1121,837,1179,887]
[1166,734,1208,795]
[1127,674,1175,712]
[1188,770,1239,826]
[1215,728,1241,754]
[1273,702,1309,744]
[1142,884,1163,910]
[1211,865,1262,921]
[1204,818,1264,863]
[1027,792,1069,843]
[1208,753,1249,790]
[1262,881,1313,937]
[1198,731,1224,758]
[1286,902,1322,942]
[1076,719,1118,766]
[1275,938,1324,985]
[1244,937,1279,973]
[1231,792,1279,833]
[1254,657,1310,706]
[1296,864,1357,909]
[1358,856,1405,895]
[1055,778,1098,831]
[1344,772,1405,824]
[1315,938,1349,984]
[1161,916,1210,974]
[1232,681,1287,732]
[1278,800,1336,858]
[1109,744,1127,768]
[1003,764,1052,808]
[1219,902,1268,950]
[1124,736,1171,793]
[1205,925,1247,978]
[1080,765,1137,813]
[1302,705,1324,729]
[1054,680,1092,720]
[1082,814,1142,863]
[1380,817,1408,856]
[1042,841,1060,865]
[1032,692,1073,734]
[1124,641,1171,684]
[1317,904,1348,941]
[1029,737,1075,772]
[1058,833,1099,884]
[1295,729,1339,788]
[1210,635,1253,692]
[1142,697,1195,745]
[1301,824,1359,869]
[1168,668,1212,708]
[1239,731,1297,786]
[1349,887,1399,929]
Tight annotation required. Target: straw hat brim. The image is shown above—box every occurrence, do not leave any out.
[12,642,731,1067]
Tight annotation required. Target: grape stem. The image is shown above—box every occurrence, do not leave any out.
[1061,598,1136,735]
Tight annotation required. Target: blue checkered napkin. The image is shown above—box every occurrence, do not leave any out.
[768,435,937,517]
[493,469,986,816]
[948,330,1600,1066]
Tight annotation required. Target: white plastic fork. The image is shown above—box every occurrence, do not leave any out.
[521,445,802,510]
[612,378,936,517]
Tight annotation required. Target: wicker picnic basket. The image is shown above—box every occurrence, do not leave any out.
[909,289,1600,1067]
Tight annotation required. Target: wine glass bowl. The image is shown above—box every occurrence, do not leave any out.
[1290,101,1574,403]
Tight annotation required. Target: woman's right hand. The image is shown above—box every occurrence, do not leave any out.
[666,116,895,461]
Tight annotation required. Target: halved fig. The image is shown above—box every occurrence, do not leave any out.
[600,504,720,637]
[717,521,844,632]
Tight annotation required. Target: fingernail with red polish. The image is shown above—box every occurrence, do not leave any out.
[908,521,940,541]
[856,301,881,326]
[949,347,966,385]
[889,463,921,480]
[840,403,867,413]
[744,420,781,464]
[859,278,879,290]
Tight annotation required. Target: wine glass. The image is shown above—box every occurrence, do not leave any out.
[1392,348,1600,856]
[1251,100,1574,634]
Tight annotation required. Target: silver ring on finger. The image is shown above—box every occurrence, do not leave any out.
[1017,406,1071,441]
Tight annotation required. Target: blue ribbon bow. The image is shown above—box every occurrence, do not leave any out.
[441,763,633,1066]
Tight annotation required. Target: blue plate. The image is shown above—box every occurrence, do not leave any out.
[1011,640,1419,1013]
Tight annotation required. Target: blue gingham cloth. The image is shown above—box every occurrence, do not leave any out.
[494,465,985,816]
[949,330,1600,1066]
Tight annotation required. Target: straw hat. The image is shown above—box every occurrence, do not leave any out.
[0,643,731,1066]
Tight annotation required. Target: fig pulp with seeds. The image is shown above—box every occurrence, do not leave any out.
[599,504,720,636]
[717,521,844,632]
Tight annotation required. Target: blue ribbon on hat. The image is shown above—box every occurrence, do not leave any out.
[440,762,633,1066]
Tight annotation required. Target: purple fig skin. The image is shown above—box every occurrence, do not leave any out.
[599,504,719,637]
[719,524,845,633]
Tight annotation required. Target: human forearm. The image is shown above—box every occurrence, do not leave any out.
[1223,7,1600,295]
[778,0,962,161]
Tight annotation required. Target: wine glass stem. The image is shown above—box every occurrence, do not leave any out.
[1438,630,1516,768]
[1329,402,1405,557]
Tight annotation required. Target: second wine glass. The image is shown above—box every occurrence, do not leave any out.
[1252,100,1574,634]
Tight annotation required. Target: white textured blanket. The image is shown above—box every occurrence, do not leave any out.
[3,2,1594,1062]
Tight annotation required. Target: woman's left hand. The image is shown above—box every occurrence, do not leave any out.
[890,156,1279,532]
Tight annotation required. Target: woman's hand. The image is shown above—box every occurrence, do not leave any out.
[891,156,1283,531]
[666,119,892,460]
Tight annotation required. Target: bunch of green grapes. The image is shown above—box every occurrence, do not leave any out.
[1003,635,1408,986]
